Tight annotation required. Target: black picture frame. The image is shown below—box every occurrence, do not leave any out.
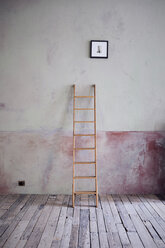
[90,40,108,59]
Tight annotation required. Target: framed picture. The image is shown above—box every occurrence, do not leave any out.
[90,40,108,58]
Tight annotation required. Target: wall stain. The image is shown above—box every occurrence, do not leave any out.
[47,42,57,66]
[0,131,164,194]
[0,103,5,110]
[0,168,11,194]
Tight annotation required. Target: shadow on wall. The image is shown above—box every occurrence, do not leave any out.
[58,85,73,131]
[47,84,96,194]
[41,85,73,193]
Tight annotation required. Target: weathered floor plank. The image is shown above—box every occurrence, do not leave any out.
[60,196,73,248]
[19,195,49,242]
[23,195,52,248]
[69,195,80,248]
[3,195,36,248]
[51,195,70,248]
[0,194,165,248]
[89,195,99,248]
[38,195,64,248]
[97,196,109,248]
[78,208,90,247]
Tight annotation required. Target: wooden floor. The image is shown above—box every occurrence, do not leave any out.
[0,194,165,248]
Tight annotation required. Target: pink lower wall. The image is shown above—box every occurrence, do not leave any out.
[98,131,165,194]
[0,131,165,194]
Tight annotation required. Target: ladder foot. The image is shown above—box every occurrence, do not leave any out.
[96,193,98,207]
[72,193,75,208]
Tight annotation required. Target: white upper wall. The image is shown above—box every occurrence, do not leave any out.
[0,0,165,131]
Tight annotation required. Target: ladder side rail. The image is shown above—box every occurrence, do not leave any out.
[72,84,76,207]
[94,85,98,207]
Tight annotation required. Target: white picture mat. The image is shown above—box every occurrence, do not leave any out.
[91,41,107,57]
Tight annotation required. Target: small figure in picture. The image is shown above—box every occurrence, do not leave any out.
[97,45,101,53]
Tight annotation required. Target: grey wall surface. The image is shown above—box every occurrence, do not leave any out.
[0,0,165,132]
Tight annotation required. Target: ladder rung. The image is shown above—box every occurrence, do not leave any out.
[74,161,96,164]
[74,191,96,194]
[74,147,96,150]
[74,121,95,123]
[74,108,95,110]
[73,176,96,179]
[74,96,94,98]
[74,134,95,136]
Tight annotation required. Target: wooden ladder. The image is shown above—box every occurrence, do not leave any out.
[72,84,98,207]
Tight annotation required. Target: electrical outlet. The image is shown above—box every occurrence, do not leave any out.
[18,181,25,186]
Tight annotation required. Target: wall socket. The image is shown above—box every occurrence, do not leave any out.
[18,181,25,186]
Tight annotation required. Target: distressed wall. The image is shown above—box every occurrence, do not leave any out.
[0,0,165,194]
